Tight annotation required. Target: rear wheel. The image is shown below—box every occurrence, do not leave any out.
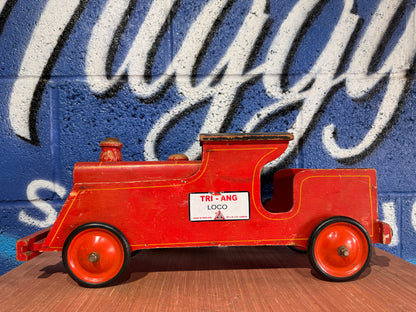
[63,223,131,287]
[308,217,372,282]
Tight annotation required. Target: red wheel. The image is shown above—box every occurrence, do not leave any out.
[308,217,372,281]
[63,223,130,287]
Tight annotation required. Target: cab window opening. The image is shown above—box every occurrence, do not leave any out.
[261,168,299,214]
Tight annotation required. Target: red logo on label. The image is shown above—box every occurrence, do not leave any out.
[214,211,225,220]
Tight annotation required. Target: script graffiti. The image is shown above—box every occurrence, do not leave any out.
[7,0,416,166]
[19,179,66,228]
[381,201,399,247]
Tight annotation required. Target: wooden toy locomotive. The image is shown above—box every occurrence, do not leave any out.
[17,132,392,287]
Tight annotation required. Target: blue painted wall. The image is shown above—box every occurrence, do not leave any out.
[1,0,415,275]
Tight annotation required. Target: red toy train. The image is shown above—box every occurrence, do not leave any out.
[17,132,392,287]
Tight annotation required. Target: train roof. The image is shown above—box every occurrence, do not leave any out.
[199,132,294,142]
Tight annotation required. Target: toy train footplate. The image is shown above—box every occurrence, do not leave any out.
[17,132,392,287]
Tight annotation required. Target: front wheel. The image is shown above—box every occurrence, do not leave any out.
[308,217,372,282]
[63,223,131,287]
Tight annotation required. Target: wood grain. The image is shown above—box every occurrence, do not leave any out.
[1,247,415,311]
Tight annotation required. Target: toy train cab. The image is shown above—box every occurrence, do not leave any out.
[17,132,392,287]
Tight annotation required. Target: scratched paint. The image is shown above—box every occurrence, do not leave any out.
[0,0,415,275]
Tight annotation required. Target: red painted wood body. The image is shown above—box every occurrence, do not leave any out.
[38,133,385,251]
[16,132,392,284]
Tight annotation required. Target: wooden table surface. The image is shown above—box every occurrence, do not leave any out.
[1,246,415,311]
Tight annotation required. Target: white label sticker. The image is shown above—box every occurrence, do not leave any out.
[189,192,250,221]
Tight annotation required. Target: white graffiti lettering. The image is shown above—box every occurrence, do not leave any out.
[323,0,416,161]
[19,179,66,228]
[9,0,86,145]
[7,0,416,166]
[381,201,399,247]
[412,200,416,238]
